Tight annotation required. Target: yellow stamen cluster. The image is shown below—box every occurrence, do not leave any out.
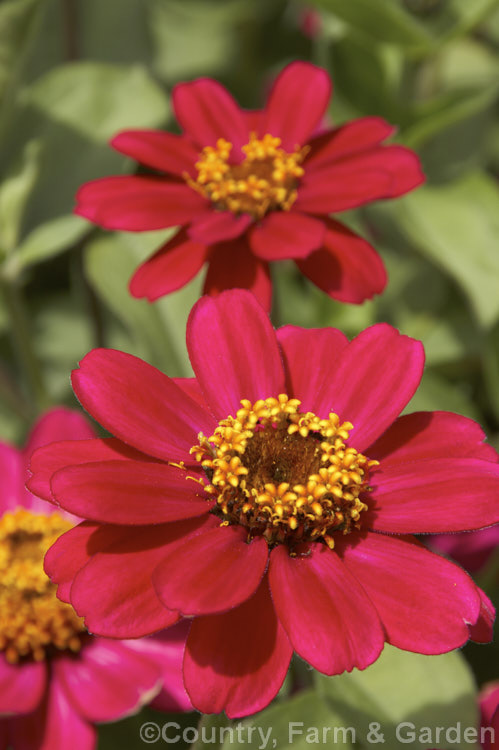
[190,395,377,549]
[185,133,308,219]
[0,508,86,664]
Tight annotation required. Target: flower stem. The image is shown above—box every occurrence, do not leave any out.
[0,279,50,414]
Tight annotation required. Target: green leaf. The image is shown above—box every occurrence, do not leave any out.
[317,645,479,750]
[225,690,355,750]
[0,0,41,112]
[83,231,198,376]
[6,214,89,274]
[23,61,170,142]
[391,173,499,328]
[306,0,432,48]
[191,714,233,750]
[0,139,40,255]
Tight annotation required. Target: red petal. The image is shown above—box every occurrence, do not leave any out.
[69,522,210,637]
[369,411,499,465]
[51,461,211,524]
[153,525,268,615]
[129,229,208,301]
[469,589,495,643]
[173,78,248,154]
[187,289,285,419]
[43,521,118,603]
[55,639,161,722]
[277,325,348,413]
[371,458,499,533]
[75,176,207,231]
[203,239,271,311]
[306,117,396,168]
[249,211,325,260]
[310,324,424,449]
[184,577,292,717]
[269,544,384,675]
[111,129,198,176]
[297,145,425,214]
[296,217,387,303]
[188,210,252,244]
[339,532,481,653]
[71,348,216,463]
[261,62,332,150]
[28,437,151,502]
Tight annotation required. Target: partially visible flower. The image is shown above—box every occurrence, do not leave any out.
[0,408,190,750]
[75,61,424,310]
[29,292,499,718]
[429,526,499,574]
[479,682,499,750]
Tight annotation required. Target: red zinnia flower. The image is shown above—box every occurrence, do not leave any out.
[29,291,498,718]
[0,408,191,750]
[74,61,424,309]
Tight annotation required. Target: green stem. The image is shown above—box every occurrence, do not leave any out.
[1,279,50,413]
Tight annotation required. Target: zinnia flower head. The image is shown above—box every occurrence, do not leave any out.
[75,61,424,309]
[29,291,498,719]
[0,408,190,750]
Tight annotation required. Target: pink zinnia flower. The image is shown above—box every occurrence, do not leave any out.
[429,525,499,574]
[29,291,498,718]
[0,408,190,750]
[74,61,424,310]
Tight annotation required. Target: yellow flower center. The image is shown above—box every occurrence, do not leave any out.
[185,134,308,219]
[190,395,377,549]
[0,508,86,664]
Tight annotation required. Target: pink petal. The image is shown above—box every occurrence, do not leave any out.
[306,117,396,168]
[111,129,198,176]
[188,211,252,244]
[431,525,499,573]
[23,408,95,513]
[9,678,95,750]
[153,525,268,615]
[296,217,387,303]
[128,623,192,712]
[187,289,285,419]
[129,229,208,301]
[51,461,211,524]
[72,348,216,463]
[276,325,348,413]
[0,443,23,513]
[28,437,151,503]
[249,211,325,260]
[69,518,213,637]
[261,62,332,150]
[310,324,424,450]
[338,532,481,654]
[74,176,207,231]
[55,639,161,722]
[469,589,495,643]
[371,458,499,533]
[44,521,118,603]
[203,238,271,311]
[369,411,499,465]
[269,544,384,675]
[173,78,248,154]
[297,145,425,213]
[184,577,292,717]
[480,682,499,748]
[0,657,46,714]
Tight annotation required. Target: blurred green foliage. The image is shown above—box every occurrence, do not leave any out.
[1,0,499,747]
